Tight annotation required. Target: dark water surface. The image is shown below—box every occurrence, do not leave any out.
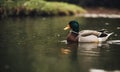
[0,17,120,72]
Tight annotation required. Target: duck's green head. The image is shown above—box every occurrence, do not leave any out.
[64,20,79,32]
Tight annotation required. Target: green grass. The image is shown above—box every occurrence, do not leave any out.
[0,0,86,17]
[24,1,86,15]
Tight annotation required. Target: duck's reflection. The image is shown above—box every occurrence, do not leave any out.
[60,42,120,72]
[61,42,102,72]
[78,42,101,56]
[61,42,110,56]
[61,43,78,55]
[61,43,81,72]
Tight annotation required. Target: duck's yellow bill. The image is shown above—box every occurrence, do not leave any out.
[64,25,70,30]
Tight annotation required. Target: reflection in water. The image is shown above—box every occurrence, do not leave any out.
[61,42,110,56]
[107,40,120,45]
[78,43,101,56]
[61,43,80,72]
[61,42,101,72]
[61,42,120,72]
[78,42,111,56]
[61,43,78,54]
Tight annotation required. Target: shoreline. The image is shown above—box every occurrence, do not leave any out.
[85,7,120,14]
[0,7,120,18]
[76,7,120,18]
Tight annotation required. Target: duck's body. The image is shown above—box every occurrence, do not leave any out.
[78,30,113,42]
[64,21,113,43]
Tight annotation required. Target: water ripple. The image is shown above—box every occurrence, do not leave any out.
[107,40,120,45]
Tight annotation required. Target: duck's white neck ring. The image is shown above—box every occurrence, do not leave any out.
[70,30,79,35]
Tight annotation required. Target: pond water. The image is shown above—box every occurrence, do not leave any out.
[0,17,120,72]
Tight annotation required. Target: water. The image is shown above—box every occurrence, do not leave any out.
[0,17,120,72]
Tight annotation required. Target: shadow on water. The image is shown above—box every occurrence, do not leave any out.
[0,17,120,72]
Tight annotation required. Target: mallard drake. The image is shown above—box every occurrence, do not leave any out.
[64,20,113,43]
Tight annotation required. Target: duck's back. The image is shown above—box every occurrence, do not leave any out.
[78,30,99,42]
[79,35,99,42]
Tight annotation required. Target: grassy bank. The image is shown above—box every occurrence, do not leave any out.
[0,0,86,17]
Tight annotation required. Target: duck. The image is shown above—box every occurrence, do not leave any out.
[64,20,113,43]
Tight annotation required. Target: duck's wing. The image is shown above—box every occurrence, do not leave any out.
[79,30,101,37]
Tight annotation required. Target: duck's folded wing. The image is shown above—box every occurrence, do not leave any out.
[79,30,101,37]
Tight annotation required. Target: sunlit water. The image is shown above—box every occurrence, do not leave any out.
[0,17,120,72]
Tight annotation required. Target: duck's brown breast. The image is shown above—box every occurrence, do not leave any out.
[67,32,78,43]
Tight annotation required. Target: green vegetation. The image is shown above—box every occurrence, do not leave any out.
[0,0,86,17]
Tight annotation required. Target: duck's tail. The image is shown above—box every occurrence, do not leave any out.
[98,32,114,42]
[107,32,114,38]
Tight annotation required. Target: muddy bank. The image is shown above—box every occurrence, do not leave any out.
[85,8,120,14]
[77,7,120,18]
